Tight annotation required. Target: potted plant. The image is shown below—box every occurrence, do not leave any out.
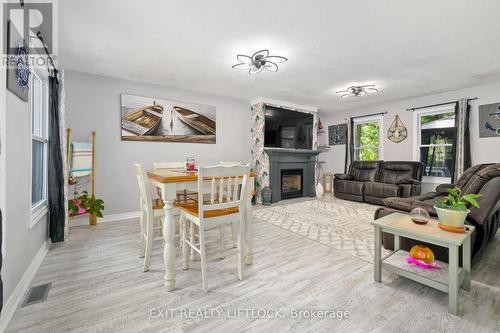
[69,191,105,218]
[434,187,481,228]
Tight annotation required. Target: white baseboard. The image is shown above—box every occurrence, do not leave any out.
[0,241,50,333]
[70,211,140,227]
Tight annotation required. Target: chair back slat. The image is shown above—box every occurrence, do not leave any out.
[218,178,224,203]
[233,177,239,201]
[210,178,216,204]
[227,177,233,202]
[197,164,250,220]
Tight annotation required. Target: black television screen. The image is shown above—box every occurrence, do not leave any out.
[264,107,314,149]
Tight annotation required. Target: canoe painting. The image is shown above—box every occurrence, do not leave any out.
[121,94,216,143]
[174,106,216,135]
[121,102,164,136]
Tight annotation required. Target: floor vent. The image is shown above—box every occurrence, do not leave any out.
[22,283,51,307]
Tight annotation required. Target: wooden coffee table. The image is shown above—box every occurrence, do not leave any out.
[371,213,474,315]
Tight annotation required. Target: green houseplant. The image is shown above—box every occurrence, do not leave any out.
[434,187,481,228]
[69,191,105,218]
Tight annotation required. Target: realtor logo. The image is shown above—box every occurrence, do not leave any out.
[3,1,53,55]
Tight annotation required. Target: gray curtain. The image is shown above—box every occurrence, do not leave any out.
[451,98,472,183]
[48,76,65,242]
[344,117,354,173]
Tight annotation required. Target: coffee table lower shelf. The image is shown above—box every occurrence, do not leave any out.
[382,250,465,293]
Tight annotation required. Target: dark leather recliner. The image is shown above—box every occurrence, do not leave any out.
[334,161,424,204]
[375,163,500,261]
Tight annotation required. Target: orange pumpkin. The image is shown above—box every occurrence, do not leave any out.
[410,245,435,264]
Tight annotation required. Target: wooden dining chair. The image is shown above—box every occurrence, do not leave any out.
[179,164,250,292]
[134,163,166,272]
[153,161,198,204]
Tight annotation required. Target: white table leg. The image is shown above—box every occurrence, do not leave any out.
[462,237,471,291]
[161,184,177,291]
[244,178,254,265]
[449,245,459,315]
[394,233,400,251]
[374,226,382,282]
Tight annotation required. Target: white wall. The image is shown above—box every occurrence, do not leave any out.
[65,70,251,216]
[2,90,49,294]
[320,80,500,192]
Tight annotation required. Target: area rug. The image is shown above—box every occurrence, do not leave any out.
[254,196,390,263]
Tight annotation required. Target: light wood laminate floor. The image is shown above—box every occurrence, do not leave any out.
[7,212,500,333]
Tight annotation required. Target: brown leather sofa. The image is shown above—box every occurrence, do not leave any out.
[375,163,500,261]
[334,161,424,205]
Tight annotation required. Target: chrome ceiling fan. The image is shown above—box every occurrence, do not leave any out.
[336,85,379,98]
[232,49,287,75]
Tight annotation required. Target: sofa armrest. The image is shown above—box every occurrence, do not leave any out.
[436,183,455,194]
[396,178,421,185]
[334,173,352,180]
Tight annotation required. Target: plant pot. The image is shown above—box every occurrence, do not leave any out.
[434,206,469,228]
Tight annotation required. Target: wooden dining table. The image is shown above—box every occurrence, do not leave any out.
[147,168,256,291]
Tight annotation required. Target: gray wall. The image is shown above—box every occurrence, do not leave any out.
[2,90,49,304]
[319,80,500,192]
[65,70,251,216]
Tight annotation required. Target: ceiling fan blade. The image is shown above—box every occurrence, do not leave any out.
[336,90,348,94]
[264,56,287,63]
[264,61,278,72]
[232,63,251,69]
[249,66,264,75]
[339,93,349,98]
[236,54,252,64]
[252,49,269,60]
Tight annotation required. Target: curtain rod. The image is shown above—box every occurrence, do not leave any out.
[345,111,387,121]
[35,31,59,83]
[406,97,478,112]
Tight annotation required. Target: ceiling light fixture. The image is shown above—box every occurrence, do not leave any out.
[336,85,379,98]
[232,49,287,75]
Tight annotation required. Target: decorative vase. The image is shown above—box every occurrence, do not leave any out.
[316,183,324,197]
[261,187,272,206]
[410,207,430,225]
[434,206,469,228]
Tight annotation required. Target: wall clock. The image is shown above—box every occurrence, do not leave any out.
[387,115,407,143]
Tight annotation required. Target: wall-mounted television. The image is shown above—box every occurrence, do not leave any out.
[264,107,314,149]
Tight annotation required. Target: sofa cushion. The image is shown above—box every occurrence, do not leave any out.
[377,161,423,185]
[335,179,365,196]
[349,160,382,182]
[364,182,401,199]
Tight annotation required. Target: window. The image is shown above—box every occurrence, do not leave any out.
[415,105,455,180]
[31,69,48,209]
[353,116,383,161]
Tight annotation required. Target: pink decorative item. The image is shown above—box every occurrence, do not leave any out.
[185,157,196,171]
[407,256,441,270]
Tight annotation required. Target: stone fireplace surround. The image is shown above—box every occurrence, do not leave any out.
[250,98,319,202]
[265,148,320,203]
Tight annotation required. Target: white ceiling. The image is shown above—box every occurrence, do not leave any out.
[59,0,500,112]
